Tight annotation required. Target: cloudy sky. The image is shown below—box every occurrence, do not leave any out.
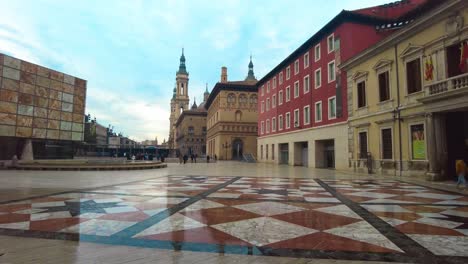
[0,0,390,142]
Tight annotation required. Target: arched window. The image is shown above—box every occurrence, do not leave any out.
[250,94,257,104]
[227,93,236,103]
[239,94,247,104]
[235,110,242,122]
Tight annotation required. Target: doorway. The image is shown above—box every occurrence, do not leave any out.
[446,111,468,178]
[232,138,244,160]
[279,143,289,164]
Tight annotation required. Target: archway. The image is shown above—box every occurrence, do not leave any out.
[232,138,243,160]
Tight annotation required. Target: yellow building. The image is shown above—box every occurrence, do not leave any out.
[342,0,468,180]
[205,60,258,160]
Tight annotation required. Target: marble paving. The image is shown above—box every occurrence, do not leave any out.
[0,175,467,263]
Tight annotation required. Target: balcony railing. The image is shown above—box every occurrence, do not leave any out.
[425,72,468,96]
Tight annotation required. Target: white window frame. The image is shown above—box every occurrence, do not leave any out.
[286,66,291,80]
[304,52,309,68]
[266,119,270,133]
[261,121,264,135]
[267,82,270,93]
[315,68,322,89]
[286,86,291,102]
[294,81,300,98]
[285,112,291,129]
[327,33,335,53]
[272,94,276,108]
[279,72,283,84]
[380,126,394,160]
[261,85,264,96]
[315,44,321,62]
[303,105,310,125]
[293,109,300,127]
[328,96,336,120]
[328,60,336,83]
[273,77,277,89]
[266,98,270,111]
[303,75,310,94]
[279,114,284,131]
[272,117,276,132]
[294,60,299,75]
[315,101,322,122]
[278,90,283,105]
[261,101,265,113]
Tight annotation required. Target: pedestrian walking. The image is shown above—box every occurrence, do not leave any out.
[179,154,183,164]
[214,154,217,162]
[456,159,467,189]
[183,154,188,164]
[207,155,210,163]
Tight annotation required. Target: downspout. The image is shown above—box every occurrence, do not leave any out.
[394,45,403,177]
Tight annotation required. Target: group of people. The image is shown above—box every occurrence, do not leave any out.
[456,159,468,189]
[178,153,217,164]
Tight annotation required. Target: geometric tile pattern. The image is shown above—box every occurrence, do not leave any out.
[0,176,467,263]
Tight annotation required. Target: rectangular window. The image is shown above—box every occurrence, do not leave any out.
[410,124,426,160]
[272,117,276,132]
[359,131,368,159]
[328,60,335,82]
[328,97,336,119]
[261,145,263,159]
[304,75,310,93]
[357,81,366,108]
[261,121,264,134]
[286,66,291,80]
[279,72,283,84]
[279,90,283,105]
[379,71,390,102]
[267,82,270,93]
[315,68,321,88]
[381,128,393,160]
[261,101,265,113]
[294,81,299,98]
[273,77,277,89]
[286,86,291,102]
[261,85,264,96]
[327,34,334,53]
[294,60,299,75]
[285,112,291,129]
[315,44,321,61]
[272,144,275,160]
[266,119,270,133]
[304,105,310,125]
[266,144,269,160]
[304,52,309,68]
[272,94,276,108]
[279,115,284,130]
[406,58,422,94]
[315,101,322,122]
[294,109,299,127]
[266,98,270,111]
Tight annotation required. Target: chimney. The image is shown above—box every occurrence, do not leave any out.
[221,67,228,83]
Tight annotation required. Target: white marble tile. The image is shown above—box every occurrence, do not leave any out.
[133,213,206,237]
[0,221,30,230]
[417,213,448,218]
[207,192,241,198]
[31,211,72,221]
[104,206,138,214]
[325,221,402,252]
[115,185,151,190]
[456,229,468,236]
[362,198,418,204]
[78,213,106,219]
[361,204,411,213]
[61,219,136,236]
[304,197,340,203]
[211,216,317,247]
[328,184,353,188]
[406,192,462,200]
[146,197,188,204]
[143,208,167,216]
[299,187,324,191]
[233,201,305,216]
[409,234,468,256]
[314,205,362,219]
[379,217,407,226]
[32,201,66,208]
[348,192,396,199]
[434,200,468,205]
[182,199,225,212]
[440,209,468,218]
[93,198,123,203]
[415,217,463,229]
[14,208,46,214]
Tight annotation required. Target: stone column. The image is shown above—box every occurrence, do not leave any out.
[20,139,34,161]
[426,113,441,180]
[434,113,448,179]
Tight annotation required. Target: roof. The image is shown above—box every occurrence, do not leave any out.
[256,0,440,87]
[352,0,427,20]
[175,109,207,127]
[204,81,257,110]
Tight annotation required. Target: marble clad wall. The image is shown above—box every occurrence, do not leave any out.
[0,53,87,141]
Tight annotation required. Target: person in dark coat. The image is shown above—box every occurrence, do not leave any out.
[183,154,188,164]
[206,155,210,163]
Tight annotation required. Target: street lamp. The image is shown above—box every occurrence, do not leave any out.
[222,141,231,160]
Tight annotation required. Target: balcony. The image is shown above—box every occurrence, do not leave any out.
[425,72,468,96]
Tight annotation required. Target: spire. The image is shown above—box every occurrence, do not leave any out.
[245,55,257,81]
[177,48,188,75]
[204,83,209,94]
[191,97,197,109]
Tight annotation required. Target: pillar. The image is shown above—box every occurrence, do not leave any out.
[426,113,442,180]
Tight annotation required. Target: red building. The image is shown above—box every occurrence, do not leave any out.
[257,0,439,169]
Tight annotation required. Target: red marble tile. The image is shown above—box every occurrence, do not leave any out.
[181,190,205,196]
[272,210,360,231]
[268,232,398,253]
[134,203,170,211]
[207,199,255,207]
[99,211,150,222]
[389,195,440,204]
[30,197,71,203]
[0,213,30,224]
[0,203,31,213]
[30,217,86,232]
[345,196,375,203]
[181,207,260,225]
[400,205,445,213]
[284,202,336,210]
[138,226,252,246]
[373,211,421,221]
[396,222,464,236]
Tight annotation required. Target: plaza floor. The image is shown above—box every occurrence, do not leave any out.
[0,162,467,264]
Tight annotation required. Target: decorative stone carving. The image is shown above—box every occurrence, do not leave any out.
[445,13,464,37]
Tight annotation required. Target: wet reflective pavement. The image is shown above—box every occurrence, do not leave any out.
[0,172,467,264]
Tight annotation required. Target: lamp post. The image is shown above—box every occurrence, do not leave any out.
[222,141,231,160]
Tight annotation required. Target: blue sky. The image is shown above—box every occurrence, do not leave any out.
[0,0,391,142]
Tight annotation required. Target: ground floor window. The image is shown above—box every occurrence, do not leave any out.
[359,131,368,159]
[272,144,275,160]
[266,144,269,160]
[381,128,392,159]
[410,124,426,160]
[261,145,263,159]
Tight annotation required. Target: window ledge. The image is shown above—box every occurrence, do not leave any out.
[377,99,394,106]
[405,90,424,97]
